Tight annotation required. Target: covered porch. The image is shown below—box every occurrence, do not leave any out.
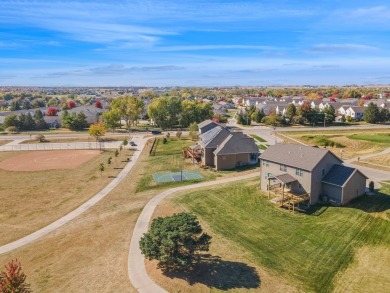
[267,173,310,211]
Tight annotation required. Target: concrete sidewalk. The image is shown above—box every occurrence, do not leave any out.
[0,137,148,255]
[128,172,258,293]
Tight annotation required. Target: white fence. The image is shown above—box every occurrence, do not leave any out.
[0,141,125,152]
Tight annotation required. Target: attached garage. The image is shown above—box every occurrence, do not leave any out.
[322,165,367,205]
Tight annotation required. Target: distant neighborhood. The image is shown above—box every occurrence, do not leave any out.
[0,86,389,131]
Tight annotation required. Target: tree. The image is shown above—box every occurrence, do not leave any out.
[379,108,389,123]
[3,114,19,129]
[364,102,380,124]
[47,107,58,116]
[34,110,48,130]
[107,156,112,167]
[176,131,182,139]
[188,122,198,140]
[110,96,144,130]
[115,149,119,158]
[102,108,121,130]
[251,109,265,123]
[139,213,211,271]
[88,122,106,142]
[148,96,182,129]
[122,138,128,147]
[99,163,104,177]
[0,259,31,293]
[322,105,336,124]
[10,100,21,111]
[94,100,103,108]
[343,88,362,100]
[18,113,36,130]
[67,100,76,109]
[285,104,296,122]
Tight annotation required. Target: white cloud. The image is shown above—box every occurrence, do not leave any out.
[155,45,276,52]
[305,44,379,54]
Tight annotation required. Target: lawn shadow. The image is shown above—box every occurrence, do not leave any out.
[114,167,124,169]
[346,190,390,213]
[108,175,117,178]
[303,204,329,216]
[163,254,261,290]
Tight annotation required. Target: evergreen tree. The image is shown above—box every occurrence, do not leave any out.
[364,102,380,124]
[322,105,336,124]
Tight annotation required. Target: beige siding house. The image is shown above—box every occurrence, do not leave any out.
[260,144,367,205]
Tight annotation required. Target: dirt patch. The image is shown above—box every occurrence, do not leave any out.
[0,150,100,171]
[333,246,390,293]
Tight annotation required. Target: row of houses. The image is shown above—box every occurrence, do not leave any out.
[236,96,389,119]
[0,106,106,128]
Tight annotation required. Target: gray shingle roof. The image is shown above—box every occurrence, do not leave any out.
[322,164,365,187]
[198,126,231,148]
[274,173,298,184]
[260,144,342,171]
[214,132,258,155]
[198,119,217,129]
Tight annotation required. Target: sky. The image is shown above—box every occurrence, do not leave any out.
[0,0,390,87]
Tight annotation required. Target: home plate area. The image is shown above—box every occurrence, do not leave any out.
[152,170,204,183]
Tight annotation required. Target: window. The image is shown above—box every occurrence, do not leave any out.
[280,164,287,171]
[295,168,303,176]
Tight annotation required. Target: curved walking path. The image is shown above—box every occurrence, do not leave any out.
[0,137,148,255]
[128,172,258,293]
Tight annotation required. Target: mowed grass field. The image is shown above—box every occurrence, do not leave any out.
[280,128,390,160]
[0,148,133,245]
[159,179,390,293]
[136,136,259,192]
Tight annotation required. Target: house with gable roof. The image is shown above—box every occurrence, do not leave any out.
[260,144,367,205]
[184,121,259,170]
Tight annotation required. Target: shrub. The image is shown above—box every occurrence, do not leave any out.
[163,137,168,144]
[369,181,374,192]
[0,259,31,293]
[35,134,46,143]
[6,126,17,133]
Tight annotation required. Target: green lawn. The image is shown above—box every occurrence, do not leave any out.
[172,179,390,293]
[250,134,267,142]
[136,137,217,192]
[348,133,390,144]
[258,144,267,150]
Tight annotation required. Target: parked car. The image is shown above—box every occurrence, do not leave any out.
[151,130,161,135]
[130,141,137,146]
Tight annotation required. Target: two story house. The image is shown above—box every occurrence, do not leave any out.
[260,144,367,205]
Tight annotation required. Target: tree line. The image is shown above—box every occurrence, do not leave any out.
[102,96,213,130]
